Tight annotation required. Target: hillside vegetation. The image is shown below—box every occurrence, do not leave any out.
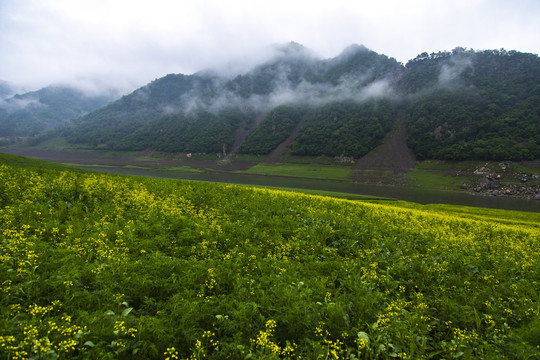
[401,49,540,160]
[1,155,539,359]
[56,44,540,162]
[0,86,115,138]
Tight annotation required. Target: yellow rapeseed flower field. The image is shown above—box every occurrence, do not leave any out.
[0,162,539,359]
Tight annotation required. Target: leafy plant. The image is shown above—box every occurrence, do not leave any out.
[1,160,539,359]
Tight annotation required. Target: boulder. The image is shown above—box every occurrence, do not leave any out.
[474,166,490,175]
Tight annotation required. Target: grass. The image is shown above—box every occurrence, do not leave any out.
[86,150,142,158]
[156,166,205,173]
[65,163,118,169]
[512,163,540,175]
[122,165,147,169]
[231,154,267,162]
[355,169,396,178]
[276,155,340,165]
[24,136,73,150]
[237,163,353,181]
[73,164,205,175]
[406,169,468,191]
[243,185,394,201]
[411,160,540,193]
[416,159,540,175]
[384,201,540,228]
[0,152,81,172]
[414,160,480,172]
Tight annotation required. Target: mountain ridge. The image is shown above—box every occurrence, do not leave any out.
[7,43,540,161]
[0,85,117,139]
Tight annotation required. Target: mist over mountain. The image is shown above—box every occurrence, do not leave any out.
[0,85,117,138]
[64,43,404,157]
[399,48,540,160]
[43,44,540,160]
[0,81,16,100]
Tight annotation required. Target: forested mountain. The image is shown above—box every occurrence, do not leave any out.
[61,44,540,161]
[64,43,402,157]
[0,86,116,137]
[401,48,540,160]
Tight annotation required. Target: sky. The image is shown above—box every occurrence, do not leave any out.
[1,0,540,94]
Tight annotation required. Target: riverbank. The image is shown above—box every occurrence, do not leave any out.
[1,146,539,212]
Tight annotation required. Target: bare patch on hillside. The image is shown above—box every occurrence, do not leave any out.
[353,120,416,185]
[267,117,306,163]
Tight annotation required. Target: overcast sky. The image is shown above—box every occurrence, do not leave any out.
[1,0,539,94]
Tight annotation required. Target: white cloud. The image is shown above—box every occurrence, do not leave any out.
[1,0,539,93]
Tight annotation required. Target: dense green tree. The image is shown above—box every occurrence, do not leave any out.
[239,105,304,155]
[403,49,540,160]
[291,100,395,158]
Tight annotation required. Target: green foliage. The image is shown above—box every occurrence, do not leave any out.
[0,86,113,137]
[239,105,304,155]
[1,161,539,359]
[237,163,352,181]
[403,49,540,160]
[63,44,402,158]
[55,46,540,161]
[321,44,401,86]
[406,168,467,191]
[226,42,317,97]
[291,100,395,158]
[64,74,219,148]
[70,107,256,153]
[0,152,83,172]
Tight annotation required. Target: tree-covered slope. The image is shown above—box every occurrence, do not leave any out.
[60,45,540,161]
[0,86,115,137]
[118,107,255,154]
[63,43,401,156]
[290,100,396,158]
[239,105,305,155]
[401,49,540,160]
[64,74,221,146]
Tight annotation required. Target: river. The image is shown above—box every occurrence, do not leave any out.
[2,147,538,212]
[88,165,540,213]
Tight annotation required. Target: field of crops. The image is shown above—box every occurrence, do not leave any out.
[1,157,539,359]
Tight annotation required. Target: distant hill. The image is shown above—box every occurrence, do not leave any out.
[58,44,540,161]
[0,85,116,137]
